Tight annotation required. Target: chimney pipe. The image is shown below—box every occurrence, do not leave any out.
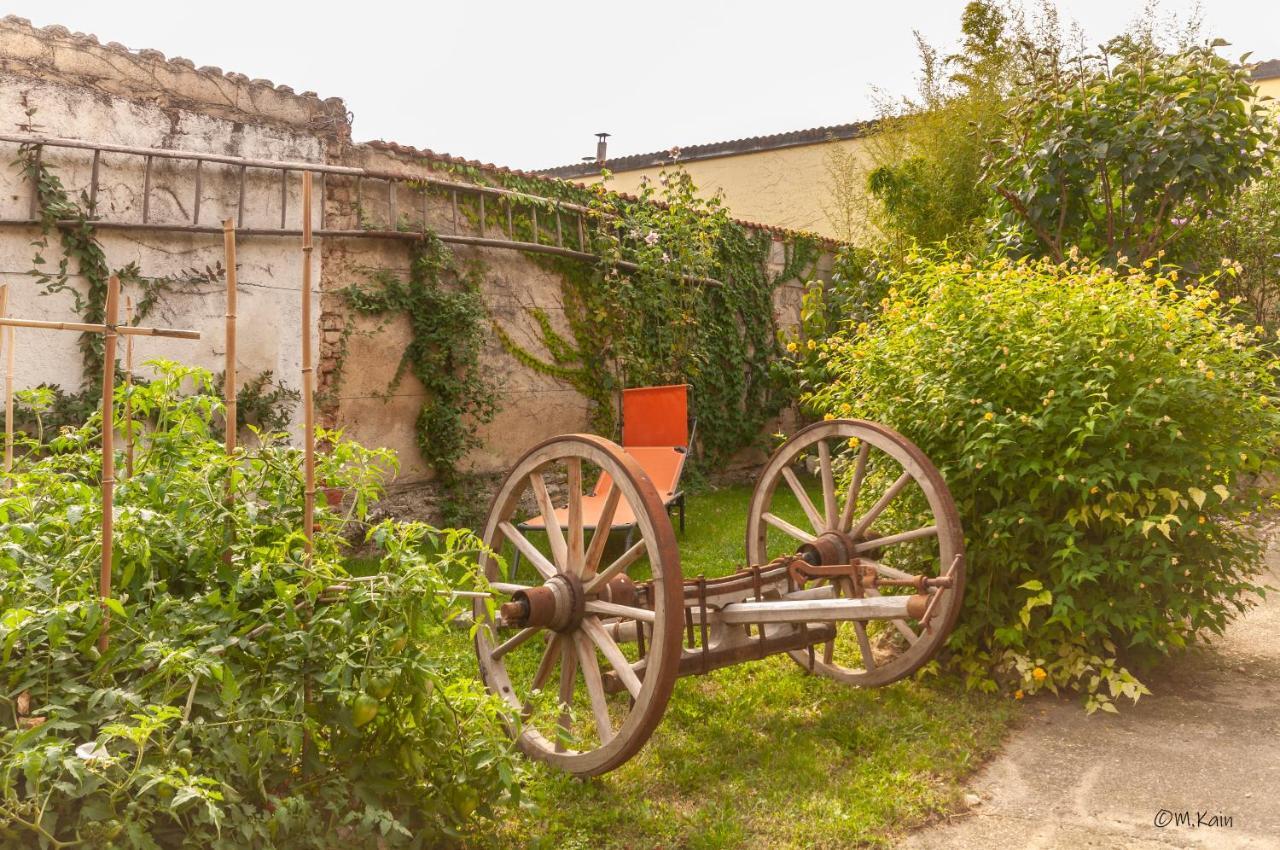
[595,132,610,164]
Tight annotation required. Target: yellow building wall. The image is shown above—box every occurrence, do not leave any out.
[1257,76,1280,102]
[577,136,875,242]
[578,75,1277,242]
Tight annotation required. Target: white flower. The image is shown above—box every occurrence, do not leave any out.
[661,252,671,263]
[644,230,660,246]
[76,741,110,762]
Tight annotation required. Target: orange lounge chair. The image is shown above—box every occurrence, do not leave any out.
[520,384,693,552]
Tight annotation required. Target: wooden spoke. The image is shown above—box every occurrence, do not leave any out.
[530,471,568,570]
[491,626,541,661]
[848,471,913,539]
[823,638,835,665]
[582,616,642,699]
[818,440,838,530]
[892,619,920,645]
[763,511,816,545]
[852,525,937,553]
[583,485,622,577]
[574,632,615,745]
[567,458,584,576]
[490,582,533,595]
[584,600,656,624]
[582,539,645,594]
[530,634,563,693]
[865,588,921,645]
[838,441,871,532]
[781,467,825,534]
[863,559,914,581]
[556,638,577,752]
[854,622,877,671]
[499,521,557,580]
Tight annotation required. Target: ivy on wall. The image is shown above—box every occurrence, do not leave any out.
[15,141,299,436]
[341,233,498,526]
[494,166,823,468]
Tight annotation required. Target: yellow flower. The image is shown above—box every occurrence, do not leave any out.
[1014,689,1024,700]
[1198,515,1206,525]
[983,411,994,421]
[1031,667,1047,682]
[806,339,816,351]
[786,342,798,353]
[1205,370,1215,380]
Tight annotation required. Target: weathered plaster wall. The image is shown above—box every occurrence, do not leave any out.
[318,142,828,488]
[0,16,346,435]
[0,16,832,515]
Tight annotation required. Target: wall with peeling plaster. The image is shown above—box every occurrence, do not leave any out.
[0,16,830,516]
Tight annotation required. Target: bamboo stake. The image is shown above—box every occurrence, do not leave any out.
[301,172,315,559]
[1,285,12,488]
[123,297,135,479]
[0,317,199,339]
[223,219,238,567]
[223,220,238,456]
[99,274,120,652]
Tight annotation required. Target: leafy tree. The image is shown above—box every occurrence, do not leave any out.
[987,39,1277,264]
[1177,166,1280,330]
[829,0,1060,249]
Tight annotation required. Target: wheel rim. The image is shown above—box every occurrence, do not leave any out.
[474,434,683,776]
[745,419,965,687]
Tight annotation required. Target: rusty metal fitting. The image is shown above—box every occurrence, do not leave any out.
[787,558,876,599]
[509,573,584,632]
[799,531,852,567]
[879,574,931,592]
[593,573,637,606]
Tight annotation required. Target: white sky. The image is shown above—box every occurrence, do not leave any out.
[7,1,1278,170]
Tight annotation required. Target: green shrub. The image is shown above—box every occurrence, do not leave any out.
[0,361,521,848]
[807,255,1279,712]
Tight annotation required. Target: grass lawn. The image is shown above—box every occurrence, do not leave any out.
[440,482,1017,849]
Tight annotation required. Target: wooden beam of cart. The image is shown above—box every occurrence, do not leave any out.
[0,317,200,339]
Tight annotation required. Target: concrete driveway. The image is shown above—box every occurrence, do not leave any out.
[899,542,1280,849]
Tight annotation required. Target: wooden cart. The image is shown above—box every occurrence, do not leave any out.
[473,419,965,776]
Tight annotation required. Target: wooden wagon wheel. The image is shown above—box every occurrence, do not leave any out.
[745,419,965,687]
[474,434,684,776]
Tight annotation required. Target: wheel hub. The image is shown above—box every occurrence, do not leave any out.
[501,573,585,632]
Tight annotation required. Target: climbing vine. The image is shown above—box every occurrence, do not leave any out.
[496,166,820,468]
[16,140,298,437]
[341,233,498,525]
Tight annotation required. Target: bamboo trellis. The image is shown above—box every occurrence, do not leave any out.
[301,173,316,559]
[1,285,12,486]
[0,276,200,650]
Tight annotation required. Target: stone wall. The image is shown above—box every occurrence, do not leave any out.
[0,16,835,516]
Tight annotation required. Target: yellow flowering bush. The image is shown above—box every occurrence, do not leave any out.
[808,255,1280,712]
